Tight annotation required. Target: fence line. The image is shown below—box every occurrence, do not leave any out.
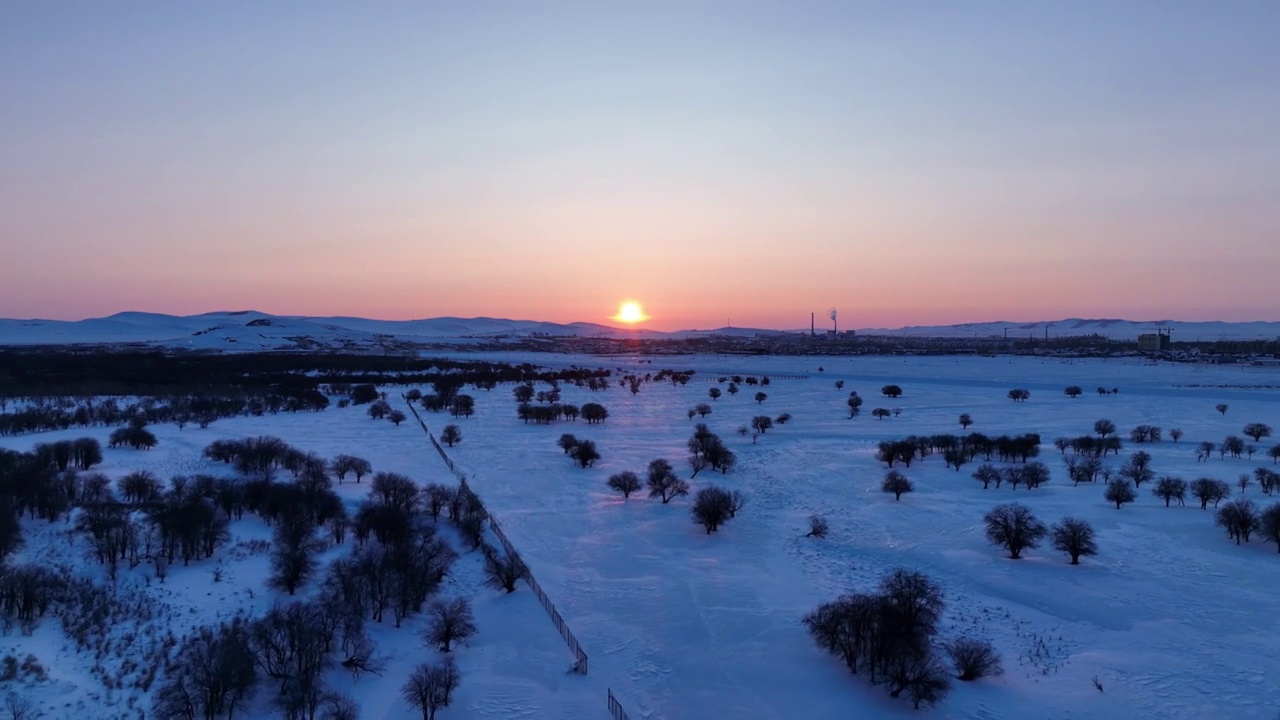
[691,373,810,382]
[402,397,589,675]
[607,689,631,720]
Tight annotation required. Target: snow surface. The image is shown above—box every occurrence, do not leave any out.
[4,354,1280,719]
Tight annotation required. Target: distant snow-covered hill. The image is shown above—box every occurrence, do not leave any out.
[0,311,1275,350]
[855,317,1280,341]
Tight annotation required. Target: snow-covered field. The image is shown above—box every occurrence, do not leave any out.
[4,354,1280,719]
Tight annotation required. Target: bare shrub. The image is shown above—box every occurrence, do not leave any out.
[944,637,1003,681]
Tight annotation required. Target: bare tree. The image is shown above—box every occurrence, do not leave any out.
[483,548,525,593]
[402,658,461,720]
[882,471,914,501]
[606,471,642,498]
[440,425,462,447]
[1117,451,1154,488]
[332,455,372,483]
[1169,428,1183,442]
[691,486,736,534]
[1152,476,1187,507]
[983,503,1047,559]
[424,598,477,652]
[1216,403,1229,416]
[1190,478,1232,509]
[1259,503,1280,553]
[972,464,1000,490]
[751,415,773,436]
[1216,499,1260,545]
[1244,423,1273,442]
[1064,385,1083,398]
[645,459,689,504]
[1104,479,1136,509]
[847,394,864,418]
[1050,518,1097,564]
[570,440,600,468]
[959,413,973,429]
[754,391,768,404]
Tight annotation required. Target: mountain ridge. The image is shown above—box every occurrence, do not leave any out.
[0,311,1276,350]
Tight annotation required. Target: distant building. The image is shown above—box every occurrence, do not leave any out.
[1137,332,1171,352]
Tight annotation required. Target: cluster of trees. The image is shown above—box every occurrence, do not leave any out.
[331,475,464,625]
[82,473,235,580]
[1128,424,1163,443]
[1215,499,1280,551]
[152,593,455,720]
[556,435,600,468]
[0,388,331,437]
[0,564,61,632]
[512,382,608,425]
[1,444,117,526]
[653,369,697,386]
[1,348,607,404]
[805,569,997,709]
[881,385,903,398]
[747,415,774,442]
[1253,467,1280,494]
[1198,436,1254,461]
[846,391,864,418]
[984,504,1097,564]
[970,462,1051,491]
[204,437,370,483]
[32,437,103,472]
[1053,434,1123,458]
[686,403,713,419]
[108,417,159,450]
[1007,389,1031,402]
[365,399,408,426]
[518,401,581,424]
[419,392,476,419]
[686,424,737,477]
[877,433,1041,470]
[611,369,696,396]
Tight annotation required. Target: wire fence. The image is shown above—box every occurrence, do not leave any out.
[402,397,589,675]
[607,688,631,720]
[691,373,810,382]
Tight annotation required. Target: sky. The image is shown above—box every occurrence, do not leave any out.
[2,2,1278,331]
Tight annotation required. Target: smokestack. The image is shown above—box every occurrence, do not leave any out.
[830,308,837,335]
[811,313,815,337]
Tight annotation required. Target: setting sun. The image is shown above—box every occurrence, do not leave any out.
[614,301,647,324]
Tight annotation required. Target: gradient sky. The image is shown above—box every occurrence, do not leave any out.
[2,2,1278,330]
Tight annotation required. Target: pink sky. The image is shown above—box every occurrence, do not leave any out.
[2,4,1278,331]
